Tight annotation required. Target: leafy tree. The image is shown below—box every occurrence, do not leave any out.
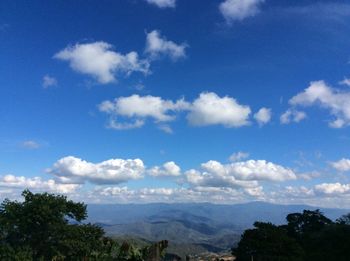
[0,189,104,260]
[286,209,332,237]
[232,222,303,261]
[233,210,350,261]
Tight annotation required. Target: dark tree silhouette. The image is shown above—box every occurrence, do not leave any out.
[233,209,350,261]
[232,222,303,261]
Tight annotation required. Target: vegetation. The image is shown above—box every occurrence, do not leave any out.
[232,209,350,261]
[0,190,167,260]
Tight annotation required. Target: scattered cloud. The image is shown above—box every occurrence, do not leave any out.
[330,158,350,172]
[315,182,350,196]
[42,75,57,88]
[21,140,41,149]
[148,161,181,177]
[185,159,296,192]
[99,92,254,130]
[145,30,187,61]
[91,185,260,204]
[0,174,79,194]
[145,0,176,8]
[47,156,145,185]
[158,124,173,134]
[219,0,265,23]
[280,109,307,124]
[288,80,350,128]
[187,92,251,127]
[339,77,350,87]
[107,119,145,130]
[54,42,149,84]
[229,151,250,162]
[254,107,271,126]
[99,94,189,129]
[298,171,320,181]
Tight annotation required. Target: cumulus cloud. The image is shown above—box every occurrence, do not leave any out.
[99,94,189,129]
[288,80,350,128]
[330,158,350,172]
[21,140,41,149]
[42,75,57,88]
[185,159,296,191]
[148,161,181,177]
[0,175,79,194]
[99,92,258,130]
[254,107,271,126]
[47,156,145,185]
[187,92,251,127]
[91,185,260,204]
[219,0,265,23]
[146,0,176,8]
[280,109,307,124]
[315,183,350,195]
[145,30,187,61]
[229,151,250,162]
[54,42,149,84]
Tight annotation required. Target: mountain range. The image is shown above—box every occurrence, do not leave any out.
[86,202,349,257]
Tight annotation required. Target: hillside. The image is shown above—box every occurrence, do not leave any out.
[87,202,349,256]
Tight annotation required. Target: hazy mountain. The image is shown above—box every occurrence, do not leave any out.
[87,202,349,254]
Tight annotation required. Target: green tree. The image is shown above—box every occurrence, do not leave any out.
[232,222,303,261]
[285,210,334,261]
[0,189,104,260]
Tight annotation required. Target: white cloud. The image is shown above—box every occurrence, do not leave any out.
[315,183,350,195]
[219,0,265,23]
[254,107,271,126]
[145,30,187,61]
[229,151,250,162]
[47,156,145,185]
[146,0,176,8]
[187,92,251,127]
[158,124,173,134]
[339,77,350,87]
[330,158,350,172]
[54,42,149,84]
[288,80,350,128]
[0,175,79,194]
[280,109,307,124]
[21,140,40,149]
[91,185,259,204]
[99,94,189,129]
[148,161,181,177]
[107,119,145,130]
[42,75,57,88]
[185,159,296,191]
[99,92,257,130]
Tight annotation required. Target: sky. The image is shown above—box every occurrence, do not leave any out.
[1,0,350,207]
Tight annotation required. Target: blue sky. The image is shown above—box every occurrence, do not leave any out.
[1,0,350,207]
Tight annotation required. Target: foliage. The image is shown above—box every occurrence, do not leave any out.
[0,190,168,260]
[232,222,303,261]
[233,209,350,261]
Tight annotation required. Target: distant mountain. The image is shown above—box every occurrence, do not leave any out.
[87,202,348,227]
[87,202,349,255]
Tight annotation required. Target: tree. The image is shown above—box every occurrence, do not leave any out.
[0,189,104,260]
[285,210,334,261]
[286,209,332,237]
[232,222,303,261]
